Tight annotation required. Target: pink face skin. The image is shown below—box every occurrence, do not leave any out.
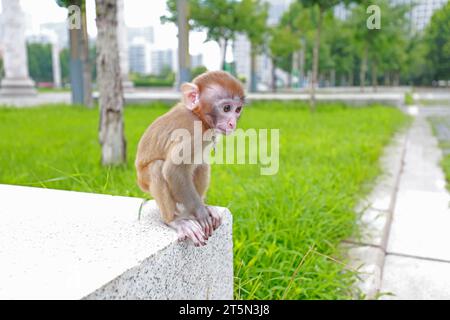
[201,86,244,135]
[213,97,244,135]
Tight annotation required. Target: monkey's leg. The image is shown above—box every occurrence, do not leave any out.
[193,164,221,229]
[193,164,210,200]
[162,161,214,237]
[149,160,177,223]
[150,160,207,246]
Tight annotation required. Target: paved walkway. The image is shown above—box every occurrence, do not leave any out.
[380,106,450,299]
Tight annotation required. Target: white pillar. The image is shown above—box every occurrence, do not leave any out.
[50,36,62,89]
[0,0,36,96]
[117,0,133,91]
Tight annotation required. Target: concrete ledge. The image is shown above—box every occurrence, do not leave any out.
[0,184,233,299]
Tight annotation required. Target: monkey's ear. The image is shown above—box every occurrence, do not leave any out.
[181,82,200,110]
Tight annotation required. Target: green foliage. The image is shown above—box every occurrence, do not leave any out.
[59,48,70,85]
[58,45,96,85]
[404,92,414,105]
[424,1,450,81]
[240,0,269,51]
[190,65,208,79]
[27,43,53,83]
[0,102,409,299]
[0,56,4,78]
[130,73,175,87]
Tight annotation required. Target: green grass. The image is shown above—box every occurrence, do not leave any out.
[0,102,409,299]
[404,92,414,105]
[430,117,450,190]
[37,87,71,93]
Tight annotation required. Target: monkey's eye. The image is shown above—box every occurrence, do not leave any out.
[236,106,242,113]
[223,105,231,112]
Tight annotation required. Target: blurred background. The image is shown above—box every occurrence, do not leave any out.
[0,0,448,97]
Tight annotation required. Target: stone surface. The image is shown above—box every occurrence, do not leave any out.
[0,184,233,300]
[357,208,389,248]
[378,107,450,299]
[344,244,384,299]
[0,0,36,96]
[387,116,450,261]
[381,255,450,300]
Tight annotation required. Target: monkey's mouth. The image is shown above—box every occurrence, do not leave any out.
[215,127,234,135]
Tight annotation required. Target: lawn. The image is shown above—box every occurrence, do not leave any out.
[430,116,450,190]
[0,102,409,299]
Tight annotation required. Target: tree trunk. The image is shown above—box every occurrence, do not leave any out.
[360,44,368,92]
[80,2,92,107]
[95,0,126,165]
[310,6,323,111]
[349,71,354,86]
[221,38,228,71]
[299,38,305,87]
[384,71,390,86]
[271,57,276,92]
[330,69,336,87]
[177,0,190,87]
[287,56,292,89]
[393,71,400,86]
[371,61,378,92]
[250,43,257,92]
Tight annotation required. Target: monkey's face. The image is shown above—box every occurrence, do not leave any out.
[181,71,245,135]
[211,97,243,135]
[202,86,244,135]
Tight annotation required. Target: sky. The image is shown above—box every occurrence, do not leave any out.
[0,0,222,70]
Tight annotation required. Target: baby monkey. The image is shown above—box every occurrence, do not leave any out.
[135,71,245,246]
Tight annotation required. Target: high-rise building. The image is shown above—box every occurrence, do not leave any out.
[129,37,152,75]
[127,27,154,45]
[233,34,251,86]
[190,54,204,69]
[151,49,173,75]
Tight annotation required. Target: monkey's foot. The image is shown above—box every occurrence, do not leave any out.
[207,206,222,230]
[169,219,207,247]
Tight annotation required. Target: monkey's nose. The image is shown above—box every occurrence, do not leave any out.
[228,122,235,129]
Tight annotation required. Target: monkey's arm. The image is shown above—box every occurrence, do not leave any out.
[162,160,214,236]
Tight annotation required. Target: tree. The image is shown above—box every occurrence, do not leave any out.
[349,0,409,91]
[299,0,359,110]
[56,0,93,107]
[238,0,269,92]
[424,1,450,83]
[280,2,315,88]
[95,0,126,165]
[163,0,245,70]
[268,25,300,92]
[27,43,53,83]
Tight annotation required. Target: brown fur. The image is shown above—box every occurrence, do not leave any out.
[135,71,244,225]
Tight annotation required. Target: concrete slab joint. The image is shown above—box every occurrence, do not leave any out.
[0,184,234,299]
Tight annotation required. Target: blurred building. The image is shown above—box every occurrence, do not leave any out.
[233,0,293,90]
[151,49,173,75]
[127,26,154,45]
[129,37,152,75]
[190,54,204,69]
[266,0,294,26]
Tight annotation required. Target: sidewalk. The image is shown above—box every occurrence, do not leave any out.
[349,105,450,299]
[380,108,450,299]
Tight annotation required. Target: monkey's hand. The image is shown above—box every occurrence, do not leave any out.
[169,219,207,247]
[193,205,215,238]
[206,206,222,230]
